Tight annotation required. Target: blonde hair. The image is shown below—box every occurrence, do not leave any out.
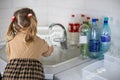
[6,8,37,43]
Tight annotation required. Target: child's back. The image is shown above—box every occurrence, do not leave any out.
[2,8,53,80]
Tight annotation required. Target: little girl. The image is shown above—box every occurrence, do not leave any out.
[2,8,53,80]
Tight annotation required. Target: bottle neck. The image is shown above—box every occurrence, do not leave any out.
[104,21,108,26]
[92,21,96,26]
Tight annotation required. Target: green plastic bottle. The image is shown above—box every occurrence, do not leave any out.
[79,22,90,59]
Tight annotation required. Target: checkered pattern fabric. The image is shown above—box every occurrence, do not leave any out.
[2,58,45,80]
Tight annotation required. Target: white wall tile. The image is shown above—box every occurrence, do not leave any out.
[0,0,12,9]
[0,9,13,42]
[47,0,85,9]
[0,9,13,20]
[12,0,48,8]
[28,0,48,7]
[84,0,111,12]
[0,20,9,41]
[12,0,31,8]
[84,0,120,14]
[48,7,70,25]
[33,8,48,26]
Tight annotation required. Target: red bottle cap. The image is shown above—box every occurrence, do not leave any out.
[81,14,85,17]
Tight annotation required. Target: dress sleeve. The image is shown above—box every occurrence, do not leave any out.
[42,40,54,57]
[5,43,10,60]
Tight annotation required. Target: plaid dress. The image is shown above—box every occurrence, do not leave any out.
[2,58,45,80]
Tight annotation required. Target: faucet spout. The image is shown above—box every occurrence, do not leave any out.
[49,23,67,49]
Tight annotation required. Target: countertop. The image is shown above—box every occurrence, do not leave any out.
[53,60,97,80]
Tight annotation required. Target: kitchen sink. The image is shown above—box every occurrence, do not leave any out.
[40,45,91,80]
[41,45,80,66]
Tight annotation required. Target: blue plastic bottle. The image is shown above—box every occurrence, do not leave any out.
[99,17,111,60]
[89,18,100,59]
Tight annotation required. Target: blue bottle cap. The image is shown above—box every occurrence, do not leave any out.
[92,18,96,22]
[104,21,108,24]
[104,17,109,24]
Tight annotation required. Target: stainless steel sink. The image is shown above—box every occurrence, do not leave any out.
[40,45,91,80]
[41,46,80,66]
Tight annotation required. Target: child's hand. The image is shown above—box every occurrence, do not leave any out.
[50,45,54,53]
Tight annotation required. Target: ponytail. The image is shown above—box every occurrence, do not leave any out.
[6,22,16,41]
[25,16,37,43]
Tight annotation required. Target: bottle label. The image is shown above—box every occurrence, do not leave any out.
[79,36,87,44]
[74,23,80,32]
[89,40,100,52]
[69,23,80,32]
[69,23,74,32]
[101,36,111,42]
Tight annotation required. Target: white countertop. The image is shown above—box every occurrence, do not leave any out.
[53,59,97,80]
[43,56,97,80]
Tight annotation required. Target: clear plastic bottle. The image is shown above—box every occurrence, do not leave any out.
[68,14,80,46]
[89,18,100,59]
[80,14,86,25]
[79,22,90,59]
[68,14,75,46]
[99,17,111,60]
[78,14,86,47]
[68,14,75,32]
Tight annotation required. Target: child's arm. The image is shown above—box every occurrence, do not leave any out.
[42,40,54,57]
[42,46,54,57]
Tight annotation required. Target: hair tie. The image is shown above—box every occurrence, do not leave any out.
[12,16,15,22]
[27,13,32,18]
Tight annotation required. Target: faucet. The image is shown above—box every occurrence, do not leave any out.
[49,23,67,49]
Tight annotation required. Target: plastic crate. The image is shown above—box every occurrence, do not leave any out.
[82,60,120,80]
[104,52,120,65]
[0,58,7,76]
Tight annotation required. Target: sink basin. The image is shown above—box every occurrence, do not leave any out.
[41,46,80,66]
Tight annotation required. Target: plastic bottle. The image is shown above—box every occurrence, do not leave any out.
[79,22,90,59]
[68,14,80,46]
[78,14,86,47]
[68,14,75,46]
[99,17,111,60]
[74,14,80,32]
[89,18,100,59]
[80,14,86,25]
[68,14,75,32]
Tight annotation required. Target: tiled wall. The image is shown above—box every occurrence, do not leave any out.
[0,0,120,45]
